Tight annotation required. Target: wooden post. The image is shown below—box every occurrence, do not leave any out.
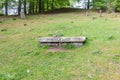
[99,10,102,17]
[20,9,26,19]
[86,10,88,16]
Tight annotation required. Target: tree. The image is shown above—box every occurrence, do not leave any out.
[87,0,90,9]
[24,0,26,14]
[5,0,8,15]
[113,0,120,12]
[18,0,21,15]
[93,0,106,10]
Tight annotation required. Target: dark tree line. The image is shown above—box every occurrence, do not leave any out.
[1,0,70,16]
[93,0,120,12]
[1,0,120,16]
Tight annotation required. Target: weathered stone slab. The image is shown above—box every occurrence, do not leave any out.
[39,37,86,47]
[39,37,86,43]
[73,43,83,47]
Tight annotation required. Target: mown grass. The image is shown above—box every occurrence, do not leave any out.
[0,12,120,80]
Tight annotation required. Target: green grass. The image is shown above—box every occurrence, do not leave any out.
[0,12,120,80]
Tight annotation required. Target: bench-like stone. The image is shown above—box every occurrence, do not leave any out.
[39,37,86,47]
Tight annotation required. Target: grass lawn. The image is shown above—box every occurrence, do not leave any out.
[0,12,120,80]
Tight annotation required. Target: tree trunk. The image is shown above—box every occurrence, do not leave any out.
[24,0,26,14]
[5,0,8,16]
[47,0,49,11]
[32,2,34,13]
[51,0,54,10]
[29,0,32,14]
[87,0,90,9]
[36,0,38,13]
[41,0,44,13]
[92,0,95,9]
[38,0,41,13]
[18,0,21,15]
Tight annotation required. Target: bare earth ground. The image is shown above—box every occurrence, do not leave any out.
[47,46,67,53]
[0,34,4,39]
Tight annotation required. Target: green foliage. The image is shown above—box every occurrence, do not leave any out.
[0,0,70,15]
[56,0,70,8]
[93,0,106,10]
[93,0,120,12]
[113,0,120,11]
[1,0,120,14]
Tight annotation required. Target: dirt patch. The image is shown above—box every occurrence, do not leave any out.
[47,46,67,53]
[0,34,5,39]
